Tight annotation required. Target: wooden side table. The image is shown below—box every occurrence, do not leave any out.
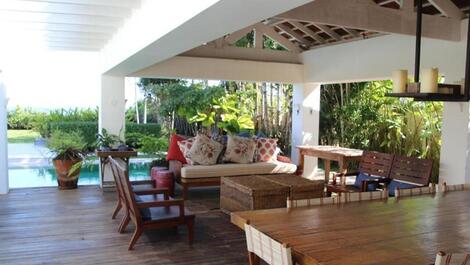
[297,145,363,184]
[96,150,138,190]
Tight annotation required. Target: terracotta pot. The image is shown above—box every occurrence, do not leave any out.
[53,159,82,190]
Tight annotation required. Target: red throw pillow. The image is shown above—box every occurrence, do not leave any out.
[166,134,187,163]
[255,137,278,162]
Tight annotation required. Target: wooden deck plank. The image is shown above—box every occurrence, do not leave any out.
[0,186,247,265]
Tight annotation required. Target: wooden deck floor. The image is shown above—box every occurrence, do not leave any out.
[0,186,248,265]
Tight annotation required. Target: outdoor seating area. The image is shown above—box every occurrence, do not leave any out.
[2,0,470,264]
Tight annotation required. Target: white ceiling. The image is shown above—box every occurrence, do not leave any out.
[0,0,142,51]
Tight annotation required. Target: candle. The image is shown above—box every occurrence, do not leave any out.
[421,68,439,93]
[392,70,408,93]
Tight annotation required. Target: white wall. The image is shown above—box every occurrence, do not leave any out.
[0,78,9,194]
[301,20,470,184]
[292,83,321,178]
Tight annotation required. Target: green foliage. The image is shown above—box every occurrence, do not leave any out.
[49,122,98,150]
[320,80,442,182]
[137,135,169,158]
[47,130,87,161]
[47,122,161,150]
[7,106,35,129]
[96,129,122,149]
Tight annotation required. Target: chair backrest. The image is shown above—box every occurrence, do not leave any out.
[340,190,388,203]
[109,157,127,207]
[389,155,433,186]
[394,186,435,198]
[287,196,339,208]
[359,151,394,178]
[245,223,293,265]
[109,157,142,227]
[435,251,470,265]
[440,182,470,193]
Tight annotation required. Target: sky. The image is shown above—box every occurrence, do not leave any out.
[0,48,143,111]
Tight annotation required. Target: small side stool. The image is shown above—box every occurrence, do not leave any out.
[154,170,175,197]
[151,166,167,180]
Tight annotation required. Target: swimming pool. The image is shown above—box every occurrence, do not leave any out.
[8,161,151,188]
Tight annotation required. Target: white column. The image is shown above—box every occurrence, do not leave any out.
[291,83,321,179]
[99,75,126,189]
[0,77,9,194]
[440,102,470,184]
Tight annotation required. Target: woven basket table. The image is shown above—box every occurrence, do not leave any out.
[220,175,289,214]
[258,174,325,200]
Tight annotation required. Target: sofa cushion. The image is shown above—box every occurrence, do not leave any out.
[181,161,297,179]
[223,135,256,164]
[166,134,187,164]
[177,137,195,165]
[388,180,420,197]
[254,137,278,162]
[188,134,224,166]
[353,172,379,191]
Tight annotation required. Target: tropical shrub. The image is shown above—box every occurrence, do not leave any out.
[320,81,442,182]
[47,130,87,160]
[7,106,36,129]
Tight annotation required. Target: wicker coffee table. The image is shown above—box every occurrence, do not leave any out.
[220,174,324,213]
[258,174,324,200]
[220,175,289,214]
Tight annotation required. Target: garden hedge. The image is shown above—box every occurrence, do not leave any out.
[48,121,161,148]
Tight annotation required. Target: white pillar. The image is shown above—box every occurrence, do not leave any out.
[440,102,470,184]
[291,83,321,179]
[99,75,126,189]
[0,77,9,194]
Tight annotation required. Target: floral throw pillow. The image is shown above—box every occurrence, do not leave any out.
[188,134,224,165]
[177,137,195,165]
[254,137,278,162]
[224,135,256,164]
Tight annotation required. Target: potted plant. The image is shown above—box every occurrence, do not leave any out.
[96,129,130,151]
[47,130,87,189]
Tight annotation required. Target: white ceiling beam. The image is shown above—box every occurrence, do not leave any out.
[0,0,132,18]
[0,10,123,27]
[38,30,110,39]
[427,0,464,19]
[275,23,311,46]
[16,0,140,9]
[314,23,342,41]
[182,45,301,64]
[0,21,115,34]
[254,23,302,52]
[276,0,461,41]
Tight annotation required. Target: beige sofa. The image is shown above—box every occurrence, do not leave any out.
[169,159,297,199]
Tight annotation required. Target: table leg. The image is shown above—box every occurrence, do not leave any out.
[298,151,305,176]
[338,159,348,185]
[324,159,331,183]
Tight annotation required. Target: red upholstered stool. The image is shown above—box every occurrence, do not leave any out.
[151,166,167,180]
[154,170,175,197]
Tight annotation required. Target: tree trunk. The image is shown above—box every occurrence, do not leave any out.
[262,82,269,133]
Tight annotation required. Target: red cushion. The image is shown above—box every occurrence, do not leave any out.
[166,134,187,163]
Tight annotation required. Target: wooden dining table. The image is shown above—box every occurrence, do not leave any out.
[231,191,470,265]
[297,145,363,183]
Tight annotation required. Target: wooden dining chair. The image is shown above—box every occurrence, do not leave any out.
[327,151,394,194]
[386,155,433,197]
[439,182,470,193]
[394,186,435,198]
[435,251,470,265]
[245,223,293,265]
[287,196,339,208]
[109,157,195,250]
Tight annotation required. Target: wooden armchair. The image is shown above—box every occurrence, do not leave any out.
[245,223,293,265]
[387,155,433,197]
[327,151,394,194]
[435,251,470,265]
[109,157,195,250]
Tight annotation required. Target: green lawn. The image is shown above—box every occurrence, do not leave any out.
[7,130,40,143]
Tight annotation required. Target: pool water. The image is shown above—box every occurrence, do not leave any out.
[9,162,151,188]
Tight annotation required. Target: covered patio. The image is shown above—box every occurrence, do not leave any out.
[1,0,470,264]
